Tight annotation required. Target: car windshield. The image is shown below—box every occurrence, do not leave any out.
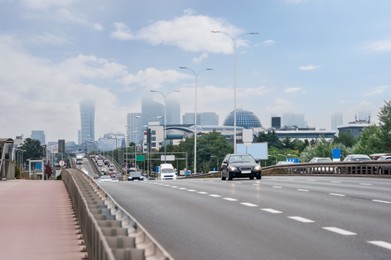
[161,169,174,173]
[130,172,141,176]
[229,155,255,163]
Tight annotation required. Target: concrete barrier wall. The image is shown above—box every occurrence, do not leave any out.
[62,168,173,260]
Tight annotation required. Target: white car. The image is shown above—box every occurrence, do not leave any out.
[97,175,112,182]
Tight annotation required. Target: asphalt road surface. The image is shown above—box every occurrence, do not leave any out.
[99,176,391,260]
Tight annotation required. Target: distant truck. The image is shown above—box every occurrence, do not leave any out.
[158,163,177,180]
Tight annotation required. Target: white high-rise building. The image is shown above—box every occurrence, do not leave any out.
[80,99,95,144]
[282,113,307,128]
[127,113,142,145]
[166,97,181,124]
[331,113,343,131]
[182,112,219,125]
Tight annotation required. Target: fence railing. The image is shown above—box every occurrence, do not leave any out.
[262,161,391,176]
[62,168,173,260]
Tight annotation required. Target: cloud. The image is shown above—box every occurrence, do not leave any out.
[365,85,391,96]
[262,39,275,46]
[192,53,208,64]
[299,64,318,71]
[121,67,188,89]
[56,8,103,31]
[285,87,303,93]
[110,12,245,54]
[0,35,127,141]
[366,40,391,52]
[30,32,70,45]
[110,22,134,40]
[59,54,129,81]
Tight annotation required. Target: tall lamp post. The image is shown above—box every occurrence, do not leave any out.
[179,67,213,174]
[150,90,180,163]
[211,30,258,153]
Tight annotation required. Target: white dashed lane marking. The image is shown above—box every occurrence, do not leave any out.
[272,186,282,189]
[329,193,346,197]
[241,202,258,207]
[209,194,221,198]
[197,191,208,195]
[223,197,238,202]
[368,241,391,251]
[372,199,391,204]
[298,189,310,192]
[288,216,315,223]
[322,227,356,236]
[261,208,283,214]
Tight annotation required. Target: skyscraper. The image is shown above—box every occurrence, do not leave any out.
[80,99,95,144]
[331,113,343,131]
[31,130,45,145]
[127,112,142,145]
[283,113,307,128]
[141,97,164,127]
[166,97,181,124]
[183,112,219,125]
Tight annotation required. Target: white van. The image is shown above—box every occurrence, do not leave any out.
[158,163,177,180]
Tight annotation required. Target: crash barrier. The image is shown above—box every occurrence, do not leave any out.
[264,161,391,176]
[62,169,173,260]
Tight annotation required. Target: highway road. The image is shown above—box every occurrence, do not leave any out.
[100,176,391,260]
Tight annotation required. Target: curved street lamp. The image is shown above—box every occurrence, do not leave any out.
[179,66,213,174]
[150,89,180,163]
[211,30,258,153]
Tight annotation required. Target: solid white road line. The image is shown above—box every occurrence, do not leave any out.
[223,197,238,202]
[368,241,391,251]
[240,202,258,207]
[322,227,356,236]
[261,208,283,214]
[288,216,315,223]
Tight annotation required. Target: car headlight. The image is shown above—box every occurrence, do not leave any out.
[228,165,238,171]
[254,165,261,171]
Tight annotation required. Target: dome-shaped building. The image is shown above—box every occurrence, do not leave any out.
[223,109,262,129]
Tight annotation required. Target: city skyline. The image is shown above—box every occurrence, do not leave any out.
[1,1,390,142]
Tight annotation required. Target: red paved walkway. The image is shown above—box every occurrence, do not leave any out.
[0,180,85,260]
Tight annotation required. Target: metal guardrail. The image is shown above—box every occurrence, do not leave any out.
[62,168,173,260]
[263,161,391,176]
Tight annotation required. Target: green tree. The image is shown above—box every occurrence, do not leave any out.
[378,100,391,151]
[352,125,383,154]
[178,132,233,172]
[333,132,357,147]
[19,138,44,164]
[299,137,350,162]
[254,130,283,149]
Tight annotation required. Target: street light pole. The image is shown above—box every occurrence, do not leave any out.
[211,30,258,153]
[150,90,180,163]
[179,67,213,174]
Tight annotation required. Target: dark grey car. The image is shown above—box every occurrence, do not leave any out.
[220,154,262,181]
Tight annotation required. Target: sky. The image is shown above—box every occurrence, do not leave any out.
[1,0,390,143]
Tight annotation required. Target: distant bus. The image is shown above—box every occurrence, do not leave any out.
[76,157,83,165]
